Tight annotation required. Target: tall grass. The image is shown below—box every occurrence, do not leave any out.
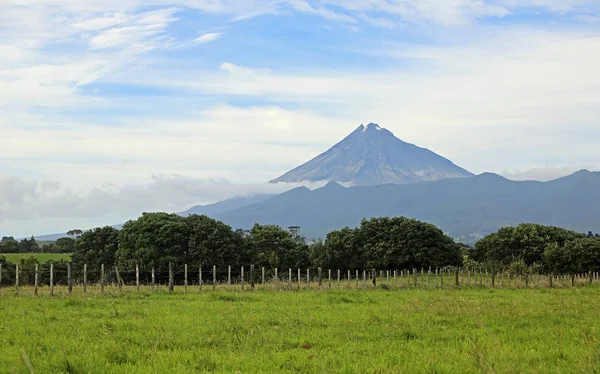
[1,287,599,373]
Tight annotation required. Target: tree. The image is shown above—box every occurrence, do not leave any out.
[0,238,19,253]
[67,229,83,238]
[316,227,364,270]
[116,213,189,273]
[53,237,77,253]
[244,224,309,269]
[72,226,119,278]
[185,215,243,268]
[359,217,462,270]
[472,224,584,266]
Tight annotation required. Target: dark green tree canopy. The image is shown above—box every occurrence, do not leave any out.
[471,223,585,266]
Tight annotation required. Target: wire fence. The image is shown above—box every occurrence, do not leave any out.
[1,263,599,296]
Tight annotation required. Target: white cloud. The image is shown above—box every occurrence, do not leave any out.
[500,167,580,181]
[0,175,327,236]
[194,32,222,44]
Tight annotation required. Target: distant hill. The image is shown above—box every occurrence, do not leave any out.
[270,123,473,186]
[216,170,600,243]
[180,193,276,216]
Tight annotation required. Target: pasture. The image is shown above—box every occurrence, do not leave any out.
[1,286,600,373]
[0,253,71,264]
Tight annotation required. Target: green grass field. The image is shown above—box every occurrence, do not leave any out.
[0,253,71,264]
[1,287,600,373]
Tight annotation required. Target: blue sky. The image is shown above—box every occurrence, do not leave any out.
[1,0,600,237]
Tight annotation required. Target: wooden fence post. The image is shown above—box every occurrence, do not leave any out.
[297,268,300,289]
[363,270,366,287]
[549,273,553,288]
[262,267,266,288]
[318,267,322,289]
[184,264,188,293]
[328,269,332,288]
[67,263,72,295]
[100,264,104,293]
[288,268,292,289]
[169,262,174,292]
[83,263,87,294]
[241,266,245,290]
[34,263,39,296]
[357,270,360,288]
[15,264,19,295]
[199,268,203,292]
[136,264,140,292]
[275,268,278,288]
[250,265,255,289]
[228,266,231,287]
[152,267,155,291]
[347,270,351,288]
[455,268,459,286]
[428,267,431,288]
[307,269,310,288]
[413,268,417,287]
[50,263,54,296]
[372,269,377,288]
[115,266,122,291]
[337,269,341,288]
[213,265,216,290]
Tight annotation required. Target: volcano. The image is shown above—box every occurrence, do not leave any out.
[269,123,473,186]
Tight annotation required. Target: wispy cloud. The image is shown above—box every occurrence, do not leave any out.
[194,32,222,44]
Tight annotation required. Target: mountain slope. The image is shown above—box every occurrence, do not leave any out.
[217,170,600,243]
[180,193,276,216]
[270,123,473,186]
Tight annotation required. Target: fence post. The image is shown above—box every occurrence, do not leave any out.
[83,263,87,294]
[184,264,188,293]
[228,266,231,287]
[337,269,341,288]
[67,263,72,295]
[50,263,54,296]
[241,266,245,290]
[428,267,431,288]
[413,268,417,287]
[262,267,266,288]
[115,266,122,291]
[307,269,310,288]
[152,267,155,291]
[288,268,292,290]
[100,264,104,293]
[15,264,19,295]
[199,268,203,292]
[328,269,332,288]
[357,270,360,288]
[0,263,2,285]
[318,267,322,289]
[169,262,174,292]
[34,263,39,296]
[347,270,351,288]
[250,265,255,289]
[136,264,140,292]
[213,265,216,290]
[549,273,553,288]
[298,268,300,289]
[275,268,278,289]
[363,270,366,287]
[372,269,377,288]
[455,268,459,286]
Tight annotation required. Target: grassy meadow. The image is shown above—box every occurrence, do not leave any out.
[1,253,71,264]
[1,286,600,373]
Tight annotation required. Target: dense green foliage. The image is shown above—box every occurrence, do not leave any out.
[470,223,600,274]
[2,288,600,373]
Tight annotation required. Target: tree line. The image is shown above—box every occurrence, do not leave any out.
[2,213,600,286]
